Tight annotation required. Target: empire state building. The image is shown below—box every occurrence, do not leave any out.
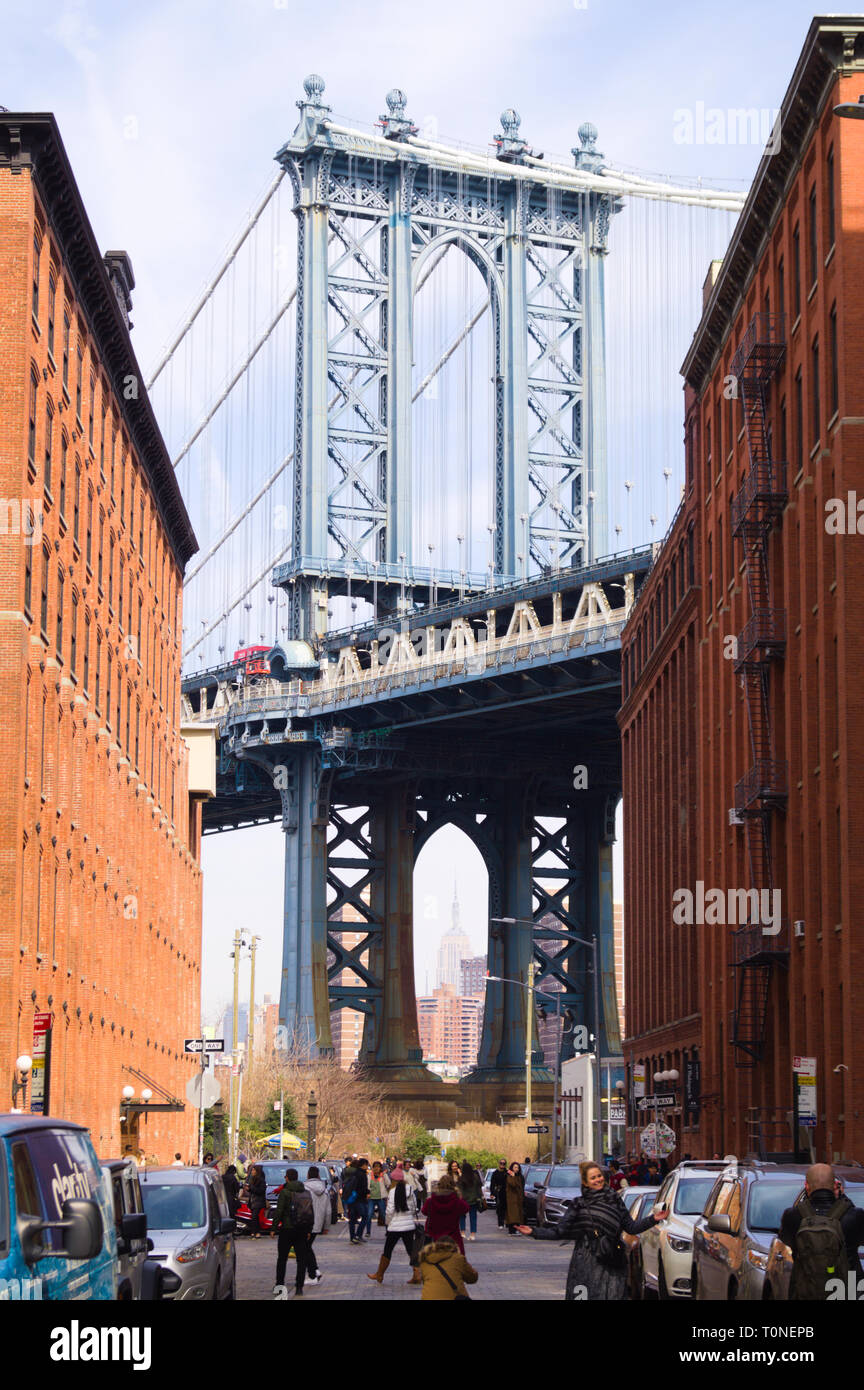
[435,884,472,991]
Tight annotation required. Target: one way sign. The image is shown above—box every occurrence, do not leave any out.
[184,1038,226,1054]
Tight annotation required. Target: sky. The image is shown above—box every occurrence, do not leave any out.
[5,0,853,1019]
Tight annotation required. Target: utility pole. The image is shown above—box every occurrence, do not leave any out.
[525,959,536,1127]
[247,935,261,1066]
[229,929,244,1164]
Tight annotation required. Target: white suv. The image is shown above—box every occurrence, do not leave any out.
[639,1162,728,1299]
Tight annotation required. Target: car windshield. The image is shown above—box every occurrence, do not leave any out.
[847,1186,864,1209]
[140,1183,206,1231]
[525,1167,549,1186]
[675,1178,716,1215]
[748,1179,806,1232]
[547,1170,582,1189]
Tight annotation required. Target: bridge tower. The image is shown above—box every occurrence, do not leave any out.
[260,78,623,1114]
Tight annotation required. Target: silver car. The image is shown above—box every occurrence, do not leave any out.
[138,1166,236,1300]
[691,1162,809,1301]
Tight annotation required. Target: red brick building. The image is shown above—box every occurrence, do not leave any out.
[0,114,204,1159]
[620,19,864,1162]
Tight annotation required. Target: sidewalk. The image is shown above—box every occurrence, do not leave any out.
[236,1208,570,1300]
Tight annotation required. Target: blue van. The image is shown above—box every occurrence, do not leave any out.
[0,1114,117,1300]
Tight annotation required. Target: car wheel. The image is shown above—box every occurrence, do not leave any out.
[658,1259,669,1301]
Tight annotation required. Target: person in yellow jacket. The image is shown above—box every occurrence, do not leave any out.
[418,1237,479,1300]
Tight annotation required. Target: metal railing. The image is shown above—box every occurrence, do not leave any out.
[734,759,789,811]
[731,461,788,534]
[733,608,787,669]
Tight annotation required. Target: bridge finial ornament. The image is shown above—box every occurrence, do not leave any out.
[494,107,537,162]
[573,122,605,172]
[380,87,418,139]
[303,73,326,101]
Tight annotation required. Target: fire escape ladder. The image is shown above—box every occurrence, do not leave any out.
[729,314,789,1066]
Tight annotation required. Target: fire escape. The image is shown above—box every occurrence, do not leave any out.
[729,313,790,1066]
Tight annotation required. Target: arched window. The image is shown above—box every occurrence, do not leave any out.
[28,367,38,469]
[44,397,54,493]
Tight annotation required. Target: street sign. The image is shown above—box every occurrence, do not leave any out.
[204,1039,225,1052]
[184,1038,204,1053]
[30,1012,54,1114]
[527,1124,549,1134]
[610,1103,627,1124]
[637,1093,675,1111]
[186,1072,221,1109]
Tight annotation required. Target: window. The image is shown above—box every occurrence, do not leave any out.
[83,613,90,692]
[139,495,144,554]
[62,310,70,389]
[108,535,115,609]
[706,533,713,609]
[70,592,78,677]
[686,417,695,490]
[130,473,135,540]
[717,515,723,594]
[97,515,104,590]
[75,343,83,421]
[44,399,53,493]
[811,336,820,447]
[705,418,712,487]
[777,257,785,326]
[95,633,101,711]
[32,233,40,320]
[827,146,836,249]
[86,486,93,568]
[829,304,839,419]
[792,224,801,317]
[808,185,818,288]
[59,434,67,517]
[794,368,803,470]
[24,545,33,617]
[56,568,64,660]
[28,369,38,467]
[134,702,140,771]
[116,673,121,744]
[40,546,49,636]
[73,462,81,545]
[100,408,106,480]
[105,650,112,726]
[110,430,116,498]
[88,373,94,447]
[120,451,125,520]
[714,398,722,470]
[779,397,787,462]
[125,690,131,758]
[47,273,56,357]
[118,556,124,628]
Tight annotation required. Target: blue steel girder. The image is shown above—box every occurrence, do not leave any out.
[326,805,385,1015]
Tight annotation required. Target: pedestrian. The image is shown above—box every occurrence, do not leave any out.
[223,1164,240,1217]
[646,1160,661,1185]
[271,1167,314,1297]
[489,1157,508,1228]
[524,1156,531,1166]
[517,1159,667,1300]
[367,1160,390,1229]
[419,1237,479,1301]
[446,1159,462,1184]
[246,1162,268,1238]
[366,1168,422,1286]
[303,1164,331,1286]
[457,1158,483,1242]
[778,1164,864,1300]
[608,1160,628,1192]
[505,1161,525,1234]
[410,1159,429,1203]
[171,1152,184,1167]
[327,1165,340,1224]
[422,1173,468,1254]
[342,1158,370,1244]
[235,1152,248,1182]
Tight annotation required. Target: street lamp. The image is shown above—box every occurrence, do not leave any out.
[491,915,604,1164]
[486,970,561,1163]
[307,1090,318,1161]
[12,1054,32,1110]
[834,95,864,119]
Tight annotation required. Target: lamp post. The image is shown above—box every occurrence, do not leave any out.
[307,1090,318,1161]
[491,916,603,1164]
[12,1054,33,1110]
[834,95,864,119]
[487,971,562,1165]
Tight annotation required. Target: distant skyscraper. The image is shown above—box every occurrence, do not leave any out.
[460,955,487,998]
[436,883,472,990]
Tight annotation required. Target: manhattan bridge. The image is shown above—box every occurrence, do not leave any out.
[162,77,745,1120]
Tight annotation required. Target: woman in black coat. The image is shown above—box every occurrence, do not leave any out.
[223,1164,241,1217]
[519,1160,667,1300]
[246,1163,268,1238]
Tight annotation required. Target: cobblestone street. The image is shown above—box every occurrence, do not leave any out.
[236,1209,570,1300]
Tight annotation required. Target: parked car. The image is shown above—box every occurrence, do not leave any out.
[639,1161,729,1299]
[763,1173,864,1300]
[536,1165,583,1227]
[138,1166,236,1300]
[521,1164,552,1224]
[691,1161,810,1301]
[624,1189,658,1299]
[620,1183,661,1214]
[0,1113,116,1299]
[255,1159,337,1220]
[101,1157,181,1301]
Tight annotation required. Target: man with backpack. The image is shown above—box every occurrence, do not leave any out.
[272,1167,315,1296]
[342,1158,370,1244]
[779,1163,864,1300]
[303,1165,331,1285]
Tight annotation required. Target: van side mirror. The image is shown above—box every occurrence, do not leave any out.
[120,1211,147,1242]
[219,1216,236,1236]
[19,1198,104,1263]
[707,1213,732,1235]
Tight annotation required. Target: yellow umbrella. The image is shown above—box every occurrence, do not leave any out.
[261,1132,307,1149]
